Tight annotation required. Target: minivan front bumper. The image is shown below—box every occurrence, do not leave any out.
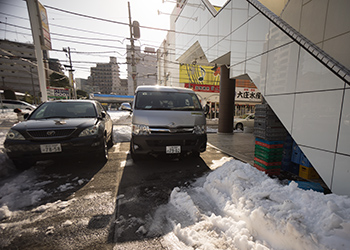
[131,133,207,156]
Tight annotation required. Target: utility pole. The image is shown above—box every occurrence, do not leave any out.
[63,47,76,99]
[128,2,140,94]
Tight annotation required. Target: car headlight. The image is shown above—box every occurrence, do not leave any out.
[132,124,150,135]
[79,125,99,137]
[194,125,206,135]
[6,129,25,140]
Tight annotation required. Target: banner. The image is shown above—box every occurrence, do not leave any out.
[180,64,220,86]
[38,1,51,50]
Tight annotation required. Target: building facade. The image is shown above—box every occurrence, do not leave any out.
[127,46,157,96]
[90,56,121,94]
[0,39,40,96]
[173,0,350,195]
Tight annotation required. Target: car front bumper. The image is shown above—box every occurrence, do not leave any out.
[131,133,207,156]
[4,135,104,162]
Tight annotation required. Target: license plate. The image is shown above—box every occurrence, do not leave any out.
[166,146,181,154]
[40,143,62,153]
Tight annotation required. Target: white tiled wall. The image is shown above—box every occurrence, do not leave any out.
[175,0,350,195]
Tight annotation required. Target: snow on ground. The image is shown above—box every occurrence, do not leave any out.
[1,110,350,249]
[0,110,132,220]
[147,160,350,250]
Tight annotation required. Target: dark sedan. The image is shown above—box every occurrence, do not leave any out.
[4,100,113,170]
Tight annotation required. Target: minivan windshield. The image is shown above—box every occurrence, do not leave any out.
[135,91,202,111]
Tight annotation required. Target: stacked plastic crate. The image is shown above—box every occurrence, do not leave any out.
[253,104,287,175]
[291,142,320,180]
[281,135,299,175]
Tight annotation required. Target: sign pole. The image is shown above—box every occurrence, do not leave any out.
[26,0,48,102]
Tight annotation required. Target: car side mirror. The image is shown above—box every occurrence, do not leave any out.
[24,113,29,119]
[100,111,106,119]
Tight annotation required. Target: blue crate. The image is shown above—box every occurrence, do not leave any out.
[281,159,291,171]
[288,162,299,175]
[291,181,324,193]
[300,153,311,168]
[291,144,302,164]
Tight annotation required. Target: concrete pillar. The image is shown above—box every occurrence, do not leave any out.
[218,65,235,134]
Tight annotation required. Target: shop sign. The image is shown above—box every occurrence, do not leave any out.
[47,87,69,99]
[184,83,220,93]
[236,87,262,102]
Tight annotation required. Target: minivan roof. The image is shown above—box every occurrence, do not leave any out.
[135,85,195,94]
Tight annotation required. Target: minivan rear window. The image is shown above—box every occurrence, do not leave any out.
[135,91,202,111]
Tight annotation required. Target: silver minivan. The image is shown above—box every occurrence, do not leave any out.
[130,86,207,160]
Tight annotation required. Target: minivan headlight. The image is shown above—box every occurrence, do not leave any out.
[6,129,25,140]
[79,125,99,137]
[132,124,150,135]
[194,125,206,135]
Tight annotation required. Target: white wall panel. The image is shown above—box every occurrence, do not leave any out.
[324,0,350,40]
[296,48,345,92]
[332,154,350,195]
[247,13,270,59]
[230,23,248,69]
[199,23,209,53]
[217,6,231,58]
[245,55,267,95]
[232,0,249,10]
[293,90,343,152]
[337,89,350,155]
[323,32,350,71]
[299,146,335,190]
[265,94,294,133]
[207,17,218,61]
[266,43,299,95]
[300,0,328,45]
[230,63,245,79]
[268,24,293,50]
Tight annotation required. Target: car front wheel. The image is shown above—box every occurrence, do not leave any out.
[12,159,36,171]
[235,123,243,131]
[98,135,108,162]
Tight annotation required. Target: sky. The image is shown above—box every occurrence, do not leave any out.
[0,0,228,80]
[1,110,350,249]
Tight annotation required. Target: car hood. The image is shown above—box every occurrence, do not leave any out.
[234,118,245,122]
[11,118,97,130]
[132,110,205,127]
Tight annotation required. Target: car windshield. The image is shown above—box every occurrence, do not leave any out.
[135,91,202,111]
[29,102,97,119]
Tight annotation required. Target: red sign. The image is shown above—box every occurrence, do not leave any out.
[184,83,220,93]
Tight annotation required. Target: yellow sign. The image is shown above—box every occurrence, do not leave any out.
[179,64,221,85]
[38,1,51,50]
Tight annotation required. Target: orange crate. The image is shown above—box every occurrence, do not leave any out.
[255,140,283,149]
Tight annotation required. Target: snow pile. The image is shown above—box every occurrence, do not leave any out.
[109,110,132,125]
[149,160,350,250]
[109,111,132,142]
[0,169,48,219]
